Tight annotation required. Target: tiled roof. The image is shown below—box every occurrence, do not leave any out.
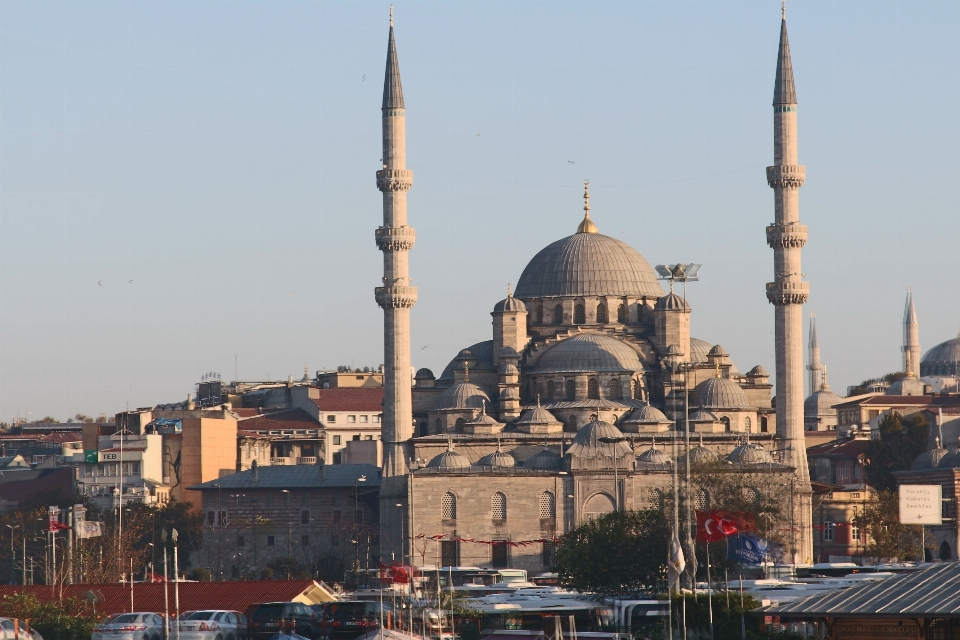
[312,388,384,412]
[39,432,83,443]
[189,463,381,490]
[0,581,334,617]
[806,439,870,458]
[241,409,321,431]
[232,408,263,418]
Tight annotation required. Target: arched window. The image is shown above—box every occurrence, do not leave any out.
[442,492,457,520]
[744,416,752,433]
[617,302,627,323]
[536,304,544,324]
[940,541,952,561]
[609,379,622,400]
[596,303,608,324]
[455,417,466,428]
[566,415,578,432]
[539,492,556,519]
[565,380,576,401]
[721,416,731,432]
[695,489,710,511]
[633,379,644,400]
[547,381,556,400]
[553,304,564,325]
[492,492,507,520]
[760,416,769,433]
[587,378,600,399]
[574,304,586,325]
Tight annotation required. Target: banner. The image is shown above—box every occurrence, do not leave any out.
[378,561,417,584]
[75,521,104,539]
[695,510,754,543]
[667,530,685,589]
[726,532,768,564]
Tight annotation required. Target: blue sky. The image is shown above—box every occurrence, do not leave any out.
[2,0,958,421]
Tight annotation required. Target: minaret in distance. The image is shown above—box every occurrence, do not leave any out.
[808,313,822,394]
[375,8,416,478]
[903,290,921,379]
[765,8,813,563]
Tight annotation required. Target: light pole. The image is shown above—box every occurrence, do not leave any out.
[5,524,18,585]
[395,503,404,564]
[598,436,628,512]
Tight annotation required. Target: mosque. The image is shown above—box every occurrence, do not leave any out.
[373,10,814,572]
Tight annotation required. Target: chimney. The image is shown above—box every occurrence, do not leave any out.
[186,393,195,410]
[251,459,259,482]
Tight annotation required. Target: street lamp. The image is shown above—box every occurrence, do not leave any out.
[395,503,404,564]
[5,524,18,585]
[598,436,628,511]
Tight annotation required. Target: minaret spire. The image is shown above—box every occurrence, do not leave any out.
[765,9,811,564]
[807,312,822,394]
[903,289,921,378]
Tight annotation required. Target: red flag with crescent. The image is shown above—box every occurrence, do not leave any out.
[696,510,751,543]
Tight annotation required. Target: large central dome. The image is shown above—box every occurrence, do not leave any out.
[514,231,663,298]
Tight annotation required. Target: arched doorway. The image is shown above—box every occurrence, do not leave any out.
[940,541,952,560]
[583,493,615,520]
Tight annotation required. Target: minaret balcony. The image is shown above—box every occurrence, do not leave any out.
[766,165,805,189]
[376,169,413,192]
[766,281,810,306]
[375,226,416,251]
[375,285,418,309]
[766,223,808,249]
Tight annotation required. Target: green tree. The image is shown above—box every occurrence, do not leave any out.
[0,592,98,640]
[553,509,669,596]
[864,412,928,492]
[854,490,934,562]
[848,371,907,397]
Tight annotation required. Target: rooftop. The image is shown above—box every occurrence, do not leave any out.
[311,387,384,412]
[189,463,380,490]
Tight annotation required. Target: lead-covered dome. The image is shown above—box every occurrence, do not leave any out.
[727,441,774,466]
[566,419,632,459]
[426,448,472,470]
[804,384,843,419]
[532,334,646,374]
[695,377,751,409]
[514,232,663,299]
[921,331,960,376]
[478,446,516,468]
[434,381,491,410]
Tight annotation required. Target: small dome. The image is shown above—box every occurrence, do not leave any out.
[517,405,562,427]
[886,378,927,396]
[499,346,519,359]
[747,365,769,378]
[654,292,690,312]
[464,408,503,427]
[532,334,646,375]
[622,404,671,425]
[938,445,960,469]
[727,440,774,466]
[500,363,520,376]
[478,446,516,468]
[680,438,719,465]
[690,409,720,422]
[804,384,843,419]
[427,448,472,470]
[415,368,436,380]
[439,341,495,380]
[921,331,960,376]
[913,441,948,470]
[689,338,713,363]
[500,386,520,400]
[566,419,632,459]
[707,345,729,358]
[636,442,673,467]
[494,294,527,313]
[434,381,491,410]
[695,377,751,409]
[524,447,563,470]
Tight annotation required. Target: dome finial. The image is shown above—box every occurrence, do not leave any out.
[577,180,599,234]
[464,362,469,383]
[507,282,512,297]
[821,364,829,391]
[389,5,393,27]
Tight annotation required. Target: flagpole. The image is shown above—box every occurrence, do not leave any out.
[706,541,714,640]
[738,564,746,640]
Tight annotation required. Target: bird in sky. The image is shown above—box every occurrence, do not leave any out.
[421,345,429,350]
[567,160,575,164]
[128,280,133,284]
[362,74,366,82]
[476,132,481,137]
[97,281,102,287]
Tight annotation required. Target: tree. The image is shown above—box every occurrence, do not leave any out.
[864,412,928,492]
[848,371,908,397]
[553,509,669,596]
[854,490,935,562]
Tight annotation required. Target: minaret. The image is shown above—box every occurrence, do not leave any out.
[376,8,416,477]
[807,313,822,394]
[903,290,921,378]
[765,8,812,563]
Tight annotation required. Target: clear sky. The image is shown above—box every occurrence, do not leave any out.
[2,0,959,422]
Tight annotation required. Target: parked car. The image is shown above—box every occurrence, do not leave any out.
[325,602,393,640]
[0,617,43,640]
[91,613,165,640]
[177,611,247,640]
[245,603,317,640]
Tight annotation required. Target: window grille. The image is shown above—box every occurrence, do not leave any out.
[609,379,622,400]
[553,305,563,325]
[596,303,608,324]
[442,493,457,520]
[574,304,585,325]
[539,492,556,519]
[695,490,709,511]
[587,379,600,399]
[492,492,507,520]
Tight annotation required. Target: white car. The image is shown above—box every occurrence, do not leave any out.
[177,611,246,640]
[0,617,43,640]
[91,613,165,640]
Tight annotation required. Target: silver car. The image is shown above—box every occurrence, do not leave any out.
[91,613,165,640]
[176,611,246,640]
[0,617,43,640]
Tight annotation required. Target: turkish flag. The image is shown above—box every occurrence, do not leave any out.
[696,510,752,543]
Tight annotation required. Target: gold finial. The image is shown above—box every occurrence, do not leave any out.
[389,6,393,27]
[464,362,469,383]
[715,362,721,378]
[577,179,599,234]
[781,0,785,19]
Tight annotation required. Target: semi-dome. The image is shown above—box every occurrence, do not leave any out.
[727,440,774,466]
[689,338,713,363]
[913,440,948,470]
[695,377,751,409]
[532,334,646,374]
[434,381,491,410]
[804,384,843,419]
[921,331,960,376]
[478,445,516,468]
[427,447,472,470]
[439,341,494,380]
[566,419,632,459]
[690,409,720,423]
[524,447,563,470]
[514,231,663,299]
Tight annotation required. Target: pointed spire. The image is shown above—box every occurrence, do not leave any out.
[577,179,599,233]
[809,312,819,348]
[773,15,797,105]
[382,8,405,110]
[904,288,918,325]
